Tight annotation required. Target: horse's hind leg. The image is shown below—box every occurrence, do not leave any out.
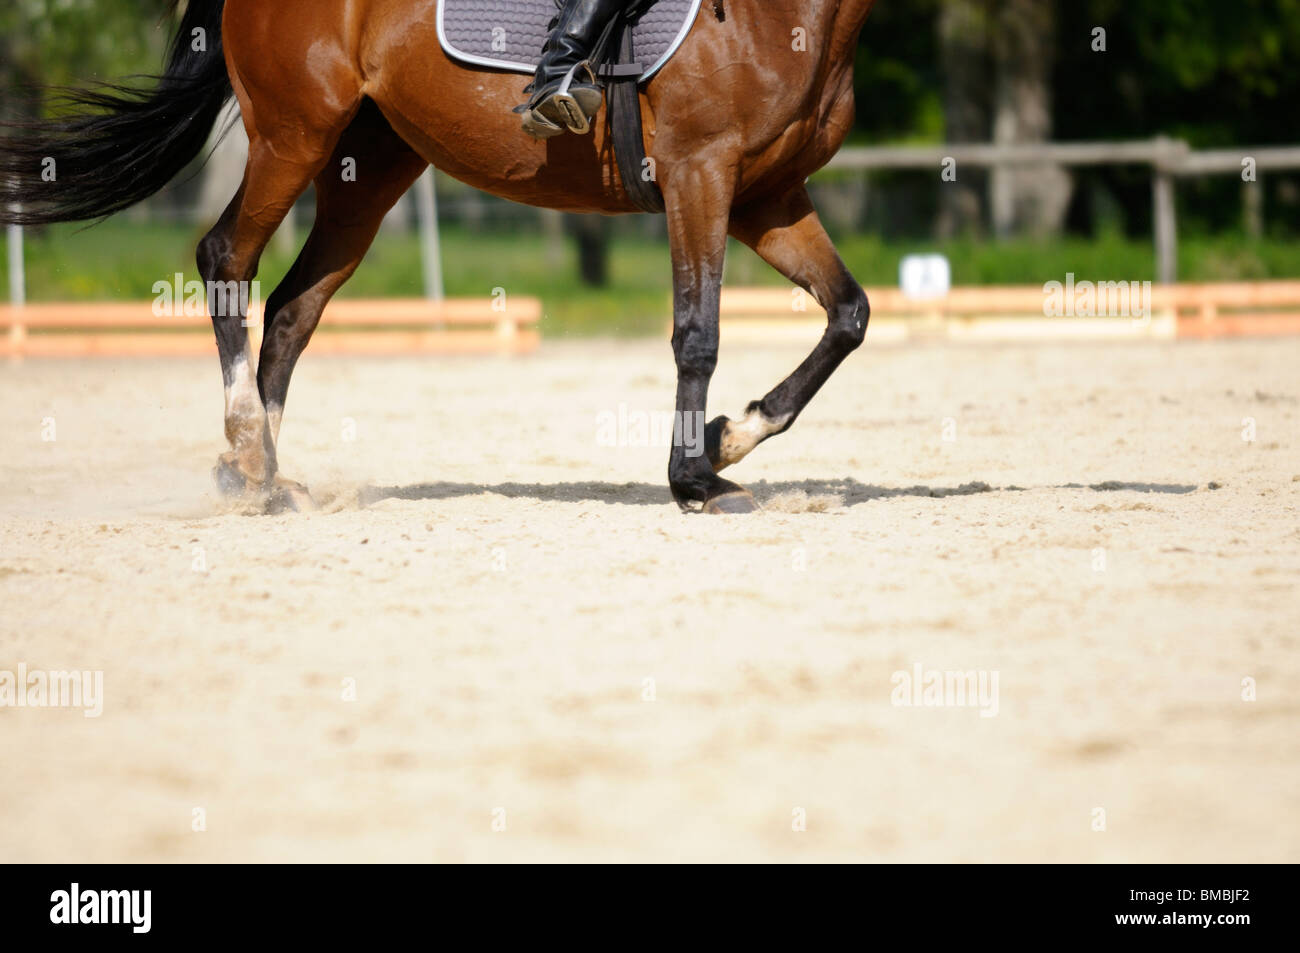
[707,186,870,472]
[254,104,428,509]
[198,137,327,498]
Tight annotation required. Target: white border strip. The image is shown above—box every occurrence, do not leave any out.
[435,0,703,82]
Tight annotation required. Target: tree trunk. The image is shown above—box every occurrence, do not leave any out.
[988,0,1072,238]
[569,214,610,287]
[936,0,990,239]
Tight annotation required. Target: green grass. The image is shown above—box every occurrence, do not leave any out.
[6,221,1300,337]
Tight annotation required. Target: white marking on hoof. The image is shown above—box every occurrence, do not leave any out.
[223,356,259,423]
[222,356,271,485]
[718,406,791,468]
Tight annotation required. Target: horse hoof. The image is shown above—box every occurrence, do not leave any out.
[212,457,248,498]
[266,479,318,514]
[703,490,761,515]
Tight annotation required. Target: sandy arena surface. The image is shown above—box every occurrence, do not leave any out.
[1,336,1298,862]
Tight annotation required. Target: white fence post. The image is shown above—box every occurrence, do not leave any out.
[415,168,444,302]
[1153,171,1177,285]
[1152,136,1183,285]
[6,220,23,308]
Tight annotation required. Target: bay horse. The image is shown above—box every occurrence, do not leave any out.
[1,0,876,514]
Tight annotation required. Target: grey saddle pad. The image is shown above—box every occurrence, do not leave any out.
[437,0,702,81]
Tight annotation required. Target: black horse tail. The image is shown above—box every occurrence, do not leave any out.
[0,0,232,226]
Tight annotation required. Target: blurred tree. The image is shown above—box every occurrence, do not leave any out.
[988,0,1072,236]
[1056,0,1300,146]
[0,0,174,97]
[935,0,990,238]
[1056,0,1300,235]
[858,0,1300,238]
[851,0,943,141]
[568,214,610,287]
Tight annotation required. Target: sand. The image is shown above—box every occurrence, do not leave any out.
[1,336,1297,862]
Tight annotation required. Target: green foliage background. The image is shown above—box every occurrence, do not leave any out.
[0,0,173,90]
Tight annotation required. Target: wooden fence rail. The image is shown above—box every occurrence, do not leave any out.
[704,281,1300,345]
[0,297,542,359]
[822,138,1300,285]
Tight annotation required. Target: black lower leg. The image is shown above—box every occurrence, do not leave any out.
[757,275,869,422]
[706,276,870,470]
[668,297,749,508]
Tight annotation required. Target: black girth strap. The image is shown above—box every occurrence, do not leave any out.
[603,17,666,214]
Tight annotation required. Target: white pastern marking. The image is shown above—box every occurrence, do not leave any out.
[720,407,791,466]
[223,357,268,458]
[223,357,259,418]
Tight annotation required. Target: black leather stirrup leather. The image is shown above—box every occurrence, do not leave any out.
[604,16,665,214]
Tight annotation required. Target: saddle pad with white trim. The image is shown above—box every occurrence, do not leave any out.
[437,0,702,82]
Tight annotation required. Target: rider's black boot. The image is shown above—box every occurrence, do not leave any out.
[518,0,626,139]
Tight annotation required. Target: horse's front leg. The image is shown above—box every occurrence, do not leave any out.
[662,168,759,514]
[706,185,870,472]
